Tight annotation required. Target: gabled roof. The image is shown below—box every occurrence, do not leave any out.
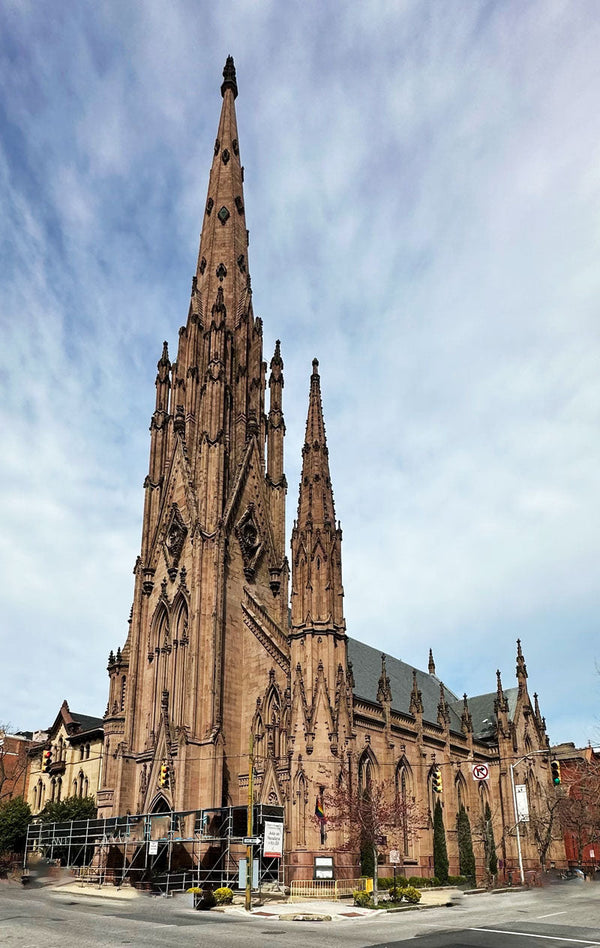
[46,700,103,739]
[347,637,461,729]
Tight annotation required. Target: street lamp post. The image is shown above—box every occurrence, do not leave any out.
[509,749,549,886]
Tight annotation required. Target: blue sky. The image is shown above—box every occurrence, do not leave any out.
[1,0,599,747]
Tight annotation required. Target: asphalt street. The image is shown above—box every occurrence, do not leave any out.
[1,880,598,947]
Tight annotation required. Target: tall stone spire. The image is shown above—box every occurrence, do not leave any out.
[194,55,249,326]
[428,648,436,675]
[170,56,265,478]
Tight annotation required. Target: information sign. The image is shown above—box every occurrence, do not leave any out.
[515,783,530,822]
[263,821,284,858]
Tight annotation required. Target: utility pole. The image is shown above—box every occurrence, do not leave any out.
[245,732,254,912]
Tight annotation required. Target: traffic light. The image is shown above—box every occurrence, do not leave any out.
[432,768,443,793]
[159,762,170,788]
[551,760,561,786]
[43,748,53,773]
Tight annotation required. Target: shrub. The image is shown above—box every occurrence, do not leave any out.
[408,875,438,887]
[214,886,234,905]
[353,890,373,908]
[433,799,449,884]
[387,886,404,902]
[448,875,467,887]
[379,875,408,889]
[186,887,202,894]
[403,885,422,904]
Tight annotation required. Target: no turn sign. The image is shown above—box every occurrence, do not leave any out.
[472,763,489,781]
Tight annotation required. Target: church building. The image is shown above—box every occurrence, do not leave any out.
[97,58,564,884]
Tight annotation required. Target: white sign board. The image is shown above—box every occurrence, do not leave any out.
[148,841,159,855]
[263,821,284,858]
[389,849,401,865]
[515,784,530,822]
[472,764,489,782]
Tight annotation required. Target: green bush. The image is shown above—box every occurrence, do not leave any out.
[353,890,373,908]
[408,875,438,887]
[0,797,32,855]
[448,875,467,887]
[403,885,422,904]
[214,886,234,905]
[387,886,404,902]
[379,875,408,889]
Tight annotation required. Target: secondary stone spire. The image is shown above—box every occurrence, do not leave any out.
[291,358,345,635]
[295,359,337,531]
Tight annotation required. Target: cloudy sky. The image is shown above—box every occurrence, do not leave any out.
[1,1,599,748]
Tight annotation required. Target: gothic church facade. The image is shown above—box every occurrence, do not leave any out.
[98,59,564,882]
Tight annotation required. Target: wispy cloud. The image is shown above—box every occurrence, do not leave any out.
[0,0,598,744]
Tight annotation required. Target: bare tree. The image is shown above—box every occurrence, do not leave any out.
[559,757,600,866]
[320,770,424,905]
[528,783,566,870]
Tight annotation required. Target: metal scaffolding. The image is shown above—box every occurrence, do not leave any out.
[24,804,284,892]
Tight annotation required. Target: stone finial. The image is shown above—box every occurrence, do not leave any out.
[461,693,473,735]
[376,654,392,704]
[494,669,509,715]
[516,638,528,683]
[428,648,436,675]
[437,681,450,727]
[221,55,238,99]
[409,669,423,716]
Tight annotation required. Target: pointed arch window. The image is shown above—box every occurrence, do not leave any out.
[395,759,414,857]
[456,772,468,814]
[358,748,377,798]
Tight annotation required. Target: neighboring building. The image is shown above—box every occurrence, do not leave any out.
[552,742,600,873]
[0,729,42,803]
[96,58,564,883]
[27,701,103,815]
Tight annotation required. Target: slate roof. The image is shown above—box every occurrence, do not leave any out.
[450,687,518,741]
[347,637,462,731]
[348,636,518,742]
[69,712,104,734]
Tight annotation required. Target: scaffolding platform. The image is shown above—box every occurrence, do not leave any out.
[24,804,284,892]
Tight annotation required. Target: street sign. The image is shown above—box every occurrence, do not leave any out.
[242,836,261,846]
[472,764,489,781]
[148,841,158,855]
[389,849,401,864]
